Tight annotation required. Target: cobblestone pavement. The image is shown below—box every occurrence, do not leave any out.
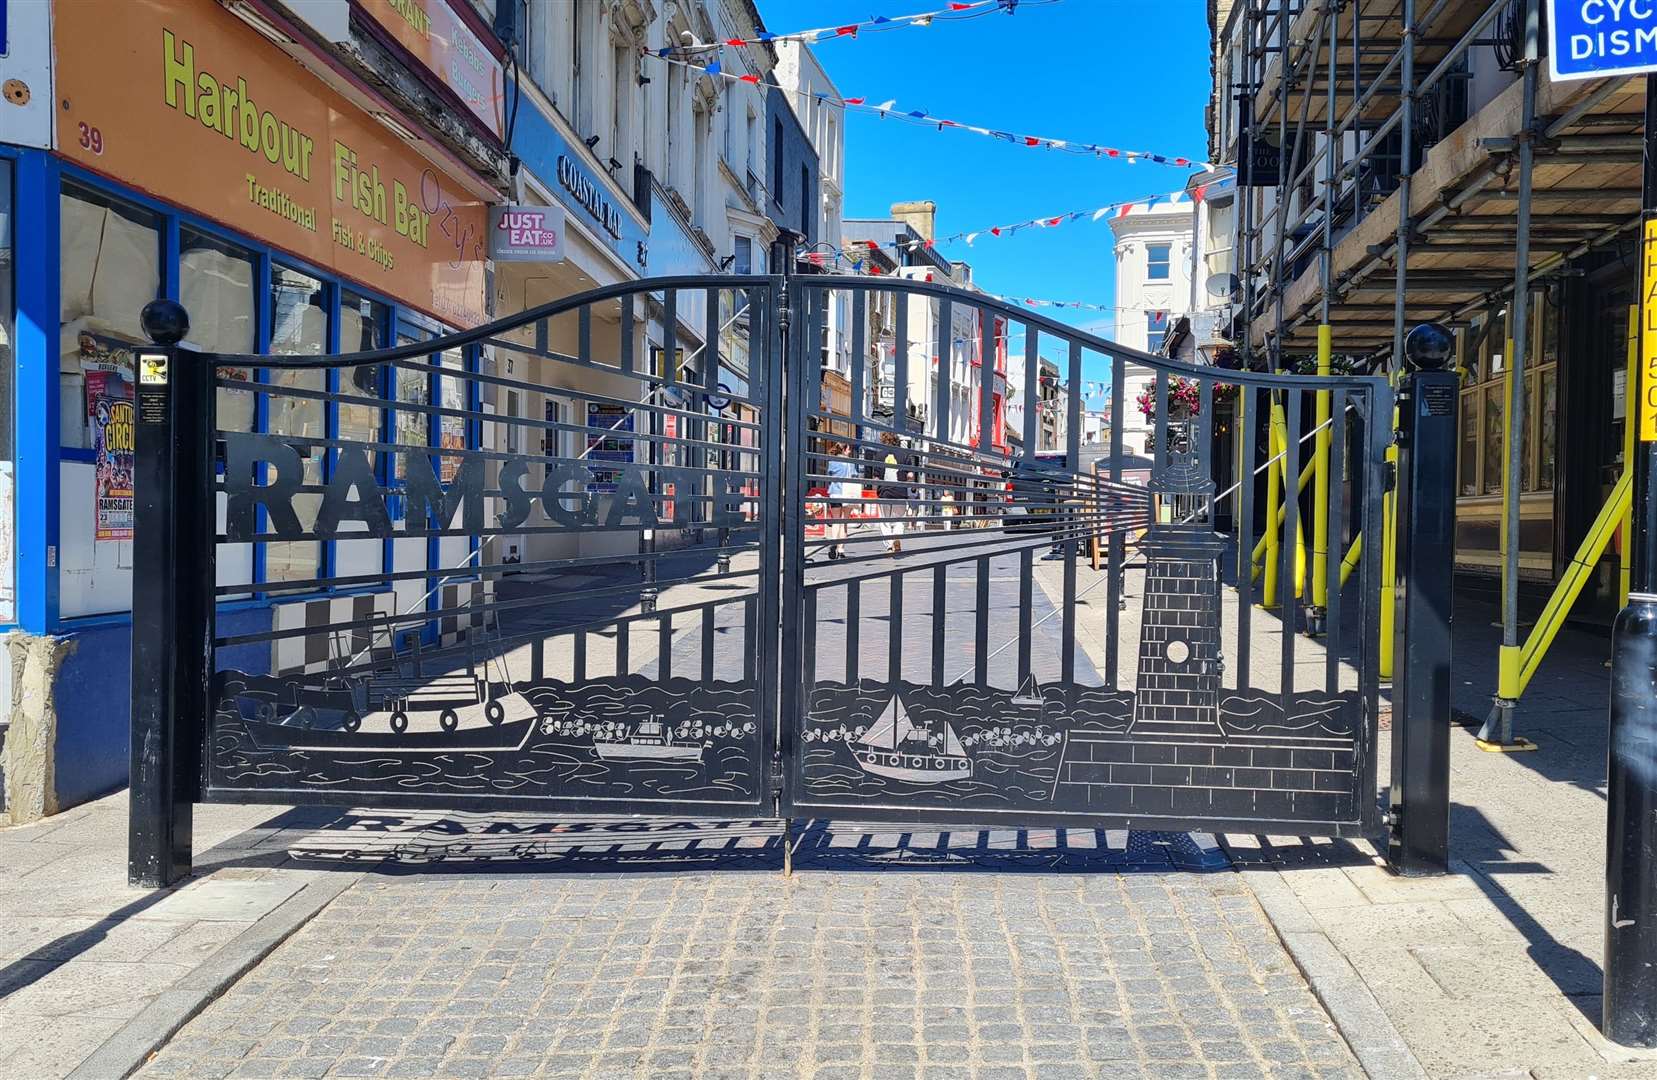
[135,836,1363,1080]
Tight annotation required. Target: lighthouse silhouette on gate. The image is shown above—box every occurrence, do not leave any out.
[1130,443,1228,737]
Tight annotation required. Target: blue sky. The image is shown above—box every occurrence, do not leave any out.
[762,0,1212,394]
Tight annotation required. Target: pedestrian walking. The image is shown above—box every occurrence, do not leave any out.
[824,442,858,560]
[876,432,911,553]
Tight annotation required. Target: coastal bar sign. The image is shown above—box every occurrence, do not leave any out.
[489,203,566,262]
[1547,0,1657,81]
[557,154,623,239]
[53,0,487,328]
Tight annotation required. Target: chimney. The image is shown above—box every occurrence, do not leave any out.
[890,200,937,242]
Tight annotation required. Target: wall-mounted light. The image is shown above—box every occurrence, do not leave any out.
[608,157,623,171]
[638,74,652,86]
[584,134,601,149]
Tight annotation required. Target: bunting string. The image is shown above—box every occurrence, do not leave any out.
[666,0,1057,49]
[646,51,1213,170]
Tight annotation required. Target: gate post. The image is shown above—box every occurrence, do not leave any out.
[129,301,210,888]
[1387,323,1458,876]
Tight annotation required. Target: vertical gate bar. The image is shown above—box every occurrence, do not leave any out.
[659,612,673,680]
[537,313,550,355]
[771,269,803,812]
[893,287,908,426]
[618,621,630,674]
[1357,383,1388,820]
[1198,379,1213,464]
[1107,352,1124,688]
[706,288,721,395]
[846,578,861,682]
[1062,340,1082,685]
[703,287,720,522]
[702,605,715,682]
[1018,549,1034,687]
[745,596,758,683]
[532,637,544,683]
[662,289,677,386]
[932,564,946,685]
[803,590,817,692]
[935,298,953,443]
[1326,390,1348,694]
[850,291,866,433]
[575,630,587,682]
[890,571,905,684]
[619,296,634,373]
[578,305,591,362]
[975,556,990,684]
[1238,387,1257,691]
[1154,369,1170,472]
[1281,391,1302,715]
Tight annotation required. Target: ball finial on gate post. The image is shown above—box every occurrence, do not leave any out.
[141,300,190,346]
[1404,322,1453,371]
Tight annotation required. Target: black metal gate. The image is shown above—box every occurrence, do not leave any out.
[128,268,1392,884]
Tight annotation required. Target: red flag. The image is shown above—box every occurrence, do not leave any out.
[836,25,858,36]
[990,227,1002,236]
[939,119,957,127]
[844,97,865,105]
[1192,185,1209,203]
[1116,204,1133,218]
[1024,137,1040,147]
[949,1,975,8]
[1174,157,1191,167]
[1046,217,1062,227]
[925,239,935,249]
[725,38,747,46]
[1105,148,1120,158]
[867,240,880,250]
[869,264,884,276]
[739,74,760,84]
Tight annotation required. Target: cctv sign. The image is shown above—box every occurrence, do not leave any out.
[1548,0,1657,81]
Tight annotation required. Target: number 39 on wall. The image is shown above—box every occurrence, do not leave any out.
[77,121,104,155]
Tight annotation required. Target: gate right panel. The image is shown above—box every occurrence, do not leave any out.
[783,277,1391,837]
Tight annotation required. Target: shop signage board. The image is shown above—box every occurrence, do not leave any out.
[1641,218,1657,441]
[86,369,136,541]
[489,204,566,262]
[1547,1,1657,82]
[355,0,505,139]
[54,0,488,327]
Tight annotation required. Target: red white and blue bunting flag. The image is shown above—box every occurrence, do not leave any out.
[645,52,1212,170]
[661,0,1052,52]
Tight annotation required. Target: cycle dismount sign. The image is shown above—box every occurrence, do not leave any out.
[1549,1,1657,81]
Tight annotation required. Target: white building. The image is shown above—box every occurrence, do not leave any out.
[773,40,848,374]
[1108,199,1196,456]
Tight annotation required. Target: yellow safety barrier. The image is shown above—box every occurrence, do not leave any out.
[1339,533,1362,588]
[1378,406,1400,679]
[1249,456,1314,580]
[1312,325,1332,611]
[1511,471,1633,698]
[1263,395,1281,609]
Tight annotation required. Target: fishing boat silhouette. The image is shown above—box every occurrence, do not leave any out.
[851,694,972,783]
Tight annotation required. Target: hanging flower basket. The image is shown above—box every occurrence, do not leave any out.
[1135,375,1202,420]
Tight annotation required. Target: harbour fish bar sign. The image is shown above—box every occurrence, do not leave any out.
[489,204,566,262]
[1549,0,1657,81]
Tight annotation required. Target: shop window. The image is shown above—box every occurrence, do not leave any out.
[180,228,257,433]
[1459,395,1479,498]
[1146,312,1167,354]
[394,331,431,474]
[263,266,327,583]
[59,184,159,451]
[0,162,13,624]
[1455,295,1557,500]
[438,347,467,483]
[338,292,387,446]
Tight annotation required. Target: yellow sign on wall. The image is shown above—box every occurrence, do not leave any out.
[55,0,488,328]
[1642,217,1657,441]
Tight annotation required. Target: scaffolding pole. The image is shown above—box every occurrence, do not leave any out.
[1481,0,1542,751]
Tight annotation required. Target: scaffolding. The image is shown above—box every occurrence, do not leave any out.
[1218,0,1645,743]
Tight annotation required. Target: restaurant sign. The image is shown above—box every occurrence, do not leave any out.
[489,203,566,262]
[355,0,505,139]
[54,0,488,328]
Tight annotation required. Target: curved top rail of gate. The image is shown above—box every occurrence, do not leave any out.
[192,274,777,369]
[800,274,1388,394]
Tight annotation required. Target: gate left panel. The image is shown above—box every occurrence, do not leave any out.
[202,277,780,817]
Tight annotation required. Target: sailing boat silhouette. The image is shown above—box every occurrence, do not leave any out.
[850,694,972,783]
[1010,675,1047,708]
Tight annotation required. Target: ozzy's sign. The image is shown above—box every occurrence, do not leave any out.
[221,434,749,539]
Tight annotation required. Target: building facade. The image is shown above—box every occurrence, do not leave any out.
[0,0,818,818]
[1108,200,1197,457]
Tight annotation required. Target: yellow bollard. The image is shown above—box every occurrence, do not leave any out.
[1312,325,1332,616]
[1339,533,1362,588]
[1250,456,1315,581]
[1378,404,1400,680]
[1263,395,1281,609]
[1269,400,1307,599]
